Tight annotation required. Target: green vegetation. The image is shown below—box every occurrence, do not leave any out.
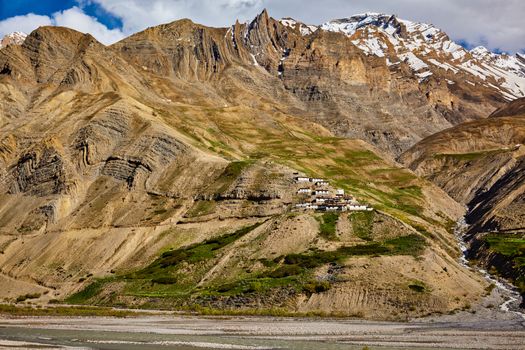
[66,278,111,305]
[408,280,428,293]
[157,103,436,231]
[15,293,41,302]
[67,215,426,307]
[155,222,262,268]
[350,211,375,241]
[316,212,339,240]
[67,223,264,304]
[484,234,525,262]
[0,304,139,317]
[185,200,216,217]
[214,160,253,193]
[483,233,525,293]
[281,233,426,271]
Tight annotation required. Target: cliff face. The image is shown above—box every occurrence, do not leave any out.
[108,11,513,156]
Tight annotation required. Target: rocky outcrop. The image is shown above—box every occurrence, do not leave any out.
[9,146,68,197]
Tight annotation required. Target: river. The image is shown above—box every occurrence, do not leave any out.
[454,218,525,319]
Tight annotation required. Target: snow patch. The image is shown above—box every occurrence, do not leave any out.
[399,52,428,71]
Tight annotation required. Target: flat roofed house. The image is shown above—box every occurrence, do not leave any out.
[326,205,341,211]
[313,189,330,195]
[297,188,311,194]
[336,189,345,196]
[295,176,310,182]
[315,180,329,186]
[347,205,371,211]
[314,197,328,203]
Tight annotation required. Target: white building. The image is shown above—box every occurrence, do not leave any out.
[295,177,310,183]
[347,205,372,211]
[315,181,329,186]
[297,188,311,194]
[314,189,329,195]
[336,189,345,196]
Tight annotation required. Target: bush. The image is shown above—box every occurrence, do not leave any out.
[303,281,331,294]
[266,265,303,278]
[16,293,41,302]
[408,282,427,293]
[152,277,177,285]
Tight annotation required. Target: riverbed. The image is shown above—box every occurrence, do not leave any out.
[0,315,524,350]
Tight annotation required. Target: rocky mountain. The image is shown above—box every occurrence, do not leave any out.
[0,32,27,50]
[0,10,520,318]
[401,98,525,301]
[319,13,525,101]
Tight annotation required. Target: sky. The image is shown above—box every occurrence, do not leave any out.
[0,0,523,53]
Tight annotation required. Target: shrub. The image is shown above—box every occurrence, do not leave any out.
[16,293,41,302]
[152,277,178,285]
[303,281,331,294]
[408,280,428,293]
[266,265,303,278]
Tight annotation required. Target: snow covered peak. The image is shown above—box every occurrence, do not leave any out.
[319,13,524,99]
[321,13,402,37]
[470,46,491,58]
[279,18,317,36]
[0,32,27,49]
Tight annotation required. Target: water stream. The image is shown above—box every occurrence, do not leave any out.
[453,218,525,319]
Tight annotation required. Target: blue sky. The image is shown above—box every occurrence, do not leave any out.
[0,0,523,53]
[1,0,122,29]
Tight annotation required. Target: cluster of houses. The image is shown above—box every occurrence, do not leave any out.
[293,176,373,212]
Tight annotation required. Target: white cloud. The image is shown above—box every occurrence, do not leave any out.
[0,6,124,46]
[260,0,525,53]
[53,7,125,44]
[0,13,53,37]
[88,0,264,33]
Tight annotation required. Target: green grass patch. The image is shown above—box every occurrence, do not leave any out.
[154,222,263,269]
[484,233,525,269]
[68,222,265,303]
[316,212,339,241]
[282,233,426,270]
[484,234,525,257]
[66,278,112,305]
[214,160,253,193]
[185,200,216,217]
[0,304,139,317]
[350,211,375,241]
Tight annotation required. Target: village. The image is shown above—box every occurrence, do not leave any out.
[293,175,373,212]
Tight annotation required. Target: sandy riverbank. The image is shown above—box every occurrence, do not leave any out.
[0,313,524,350]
